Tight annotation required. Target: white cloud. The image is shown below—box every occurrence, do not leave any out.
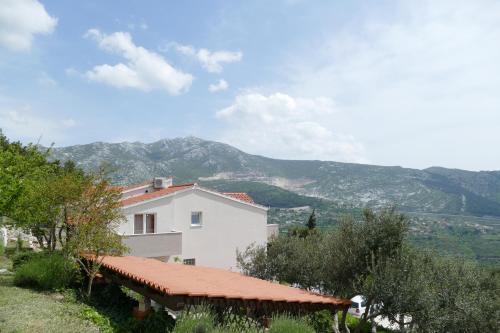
[286,0,500,169]
[172,43,242,73]
[0,107,76,145]
[209,79,229,92]
[0,0,57,51]
[216,92,366,162]
[84,29,193,95]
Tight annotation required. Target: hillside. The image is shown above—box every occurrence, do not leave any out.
[51,137,500,218]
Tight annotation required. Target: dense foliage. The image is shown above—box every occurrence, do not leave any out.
[238,208,500,333]
[13,251,80,290]
[268,314,315,333]
[0,132,126,297]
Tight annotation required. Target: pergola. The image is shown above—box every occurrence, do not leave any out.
[97,256,352,329]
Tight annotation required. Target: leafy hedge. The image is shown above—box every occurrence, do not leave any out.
[13,252,80,290]
[11,250,45,270]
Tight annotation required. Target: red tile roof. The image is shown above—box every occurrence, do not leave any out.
[120,183,194,206]
[99,256,350,306]
[223,192,255,203]
[119,180,257,207]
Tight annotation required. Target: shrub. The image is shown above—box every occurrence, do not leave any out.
[268,314,315,333]
[308,310,333,333]
[172,305,216,333]
[14,252,80,290]
[135,309,176,333]
[11,250,44,270]
[81,304,113,333]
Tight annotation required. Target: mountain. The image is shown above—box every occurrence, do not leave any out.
[51,137,500,218]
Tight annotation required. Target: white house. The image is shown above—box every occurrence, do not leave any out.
[117,177,278,271]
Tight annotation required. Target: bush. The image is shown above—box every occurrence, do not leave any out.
[308,310,333,333]
[268,314,315,333]
[11,250,44,270]
[14,252,80,290]
[136,309,176,333]
[172,305,216,333]
[81,304,114,333]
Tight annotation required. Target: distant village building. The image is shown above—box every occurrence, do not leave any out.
[118,177,278,270]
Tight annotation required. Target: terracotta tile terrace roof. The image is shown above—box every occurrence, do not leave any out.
[223,192,255,203]
[99,256,350,306]
[120,183,194,206]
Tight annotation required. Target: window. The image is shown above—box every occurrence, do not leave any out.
[191,212,202,226]
[146,214,155,233]
[350,302,360,309]
[183,258,196,265]
[134,214,143,234]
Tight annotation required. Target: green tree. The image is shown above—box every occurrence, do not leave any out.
[0,132,87,251]
[0,132,56,217]
[238,207,409,333]
[67,170,127,296]
[322,208,408,333]
[10,162,86,251]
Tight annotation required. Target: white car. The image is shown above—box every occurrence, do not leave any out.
[348,295,367,317]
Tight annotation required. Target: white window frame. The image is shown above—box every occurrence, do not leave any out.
[191,211,202,227]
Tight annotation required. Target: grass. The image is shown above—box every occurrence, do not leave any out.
[0,255,100,333]
[341,313,393,333]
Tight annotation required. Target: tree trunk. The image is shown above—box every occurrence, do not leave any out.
[370,318,377,333]
[354,299,373,333]
[332,311,341,333]
[399,314,405,333]
[87,273,95,297]
[51,226,57,251]
[58,225,64,249]
[340,307,350,333]
[42,233,50,250]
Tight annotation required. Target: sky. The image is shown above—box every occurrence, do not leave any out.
[1,0,500,171]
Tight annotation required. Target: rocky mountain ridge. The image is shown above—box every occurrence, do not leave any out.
[51,137,500,217]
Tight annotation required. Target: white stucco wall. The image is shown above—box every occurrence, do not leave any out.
[119,188,268,271]
[171,189,267,270]
[118,193,178,235]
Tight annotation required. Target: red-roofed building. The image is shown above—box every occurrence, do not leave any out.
[118,178,277,270]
